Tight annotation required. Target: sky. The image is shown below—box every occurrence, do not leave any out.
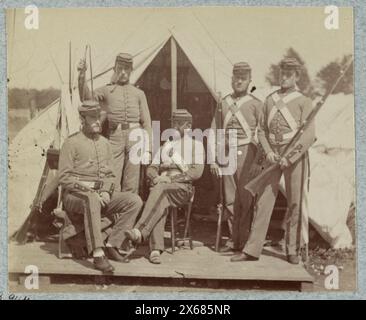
[6,6,354,90]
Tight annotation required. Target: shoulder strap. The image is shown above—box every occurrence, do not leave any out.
[268,91,301,131]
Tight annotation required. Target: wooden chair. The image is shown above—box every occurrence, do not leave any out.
[169,187,195,253]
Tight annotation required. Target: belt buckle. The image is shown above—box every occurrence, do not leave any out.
[121,123,129,130]
[274,132,283,143]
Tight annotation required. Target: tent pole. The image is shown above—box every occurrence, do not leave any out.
[171,37,177,112]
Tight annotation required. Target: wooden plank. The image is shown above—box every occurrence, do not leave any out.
[300,281,314,292]
[9,242,313,284]
[18,275,51,286]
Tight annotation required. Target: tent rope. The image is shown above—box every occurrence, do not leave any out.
[88,38,168,82]
[190,9,233,66]
[94,11,155,74]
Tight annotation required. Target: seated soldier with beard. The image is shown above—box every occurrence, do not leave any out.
[123,109,205,264]
[58,100,143,272]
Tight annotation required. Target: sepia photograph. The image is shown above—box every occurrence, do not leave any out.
[6,5,356,295]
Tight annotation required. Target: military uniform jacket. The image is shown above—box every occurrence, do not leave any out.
[211,93,263,146]
[58,131,116,194]
[258,89,315,164]
[146,135,205,184]
[85,83,152,136]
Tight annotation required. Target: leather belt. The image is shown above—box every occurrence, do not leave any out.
[77,180,103,190]
[117,122,140,130]
[269,131,295,144]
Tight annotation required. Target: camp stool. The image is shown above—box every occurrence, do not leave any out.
[169,186,195,253]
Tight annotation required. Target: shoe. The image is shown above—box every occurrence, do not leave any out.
[230,253,258,262]
[287,255,300,264]
[149,250,162,264]
[93,256,115,272]
[105,247,129,263]
[124,229,142,244]
[219,246,234,253]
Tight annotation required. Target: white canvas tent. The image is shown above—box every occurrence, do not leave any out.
[8,10,355,248]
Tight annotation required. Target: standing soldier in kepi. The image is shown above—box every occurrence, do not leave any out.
[210,62,265,252]
[78,53,152,193]
[231,57,315,264]
[59,100,143,272]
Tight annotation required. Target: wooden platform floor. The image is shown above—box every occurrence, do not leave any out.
[9,241,313,291]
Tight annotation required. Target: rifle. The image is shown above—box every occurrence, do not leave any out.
[79,45,88,102]
[69,41,72,99]
[215,92,224,252]
[245,56,354,196]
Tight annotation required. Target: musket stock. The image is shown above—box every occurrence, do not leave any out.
[244,56,353,196]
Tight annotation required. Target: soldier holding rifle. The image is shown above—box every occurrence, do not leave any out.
[231,58,315,264]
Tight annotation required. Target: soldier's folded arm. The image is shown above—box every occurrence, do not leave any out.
[285,97,316,164]
[169,163,204,183]
[171,143,205,183]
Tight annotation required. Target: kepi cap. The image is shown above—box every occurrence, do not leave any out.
[78,100,101,116]
[115,53,133,67]
[280,58,301,70]
[233,62,251,75]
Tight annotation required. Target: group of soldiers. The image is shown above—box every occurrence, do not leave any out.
[58,52,315,272]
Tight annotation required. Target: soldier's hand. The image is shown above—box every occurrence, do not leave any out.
[77,59,87,73]
[210,164,221,178]
[94,92,105,101]
[266,151,280,164]
[279,157,290,170]
[153,175,171,185]
[99,192,111,207]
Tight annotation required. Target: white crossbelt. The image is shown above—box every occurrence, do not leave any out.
[267,91,302,131]
[161,140,189,173]
[223,95,254,144]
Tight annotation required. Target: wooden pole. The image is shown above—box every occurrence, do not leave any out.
[171,37,177,112]
[69,41,72,98]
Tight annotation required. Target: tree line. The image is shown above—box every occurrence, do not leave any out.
[266,48,353,97]
[8,87,60,110]
[8,49,353,112]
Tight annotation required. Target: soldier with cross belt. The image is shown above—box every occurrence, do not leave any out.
[231,57,315,264]
[210,62,265,252]
[124,109,205,264]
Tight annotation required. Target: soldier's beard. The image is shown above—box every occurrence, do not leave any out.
[83,123,101,135]
[111,71,129,85]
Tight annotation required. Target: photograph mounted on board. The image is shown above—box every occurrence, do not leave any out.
[7,6,355,293]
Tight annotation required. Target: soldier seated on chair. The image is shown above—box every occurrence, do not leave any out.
[124,109,204,264]
[58,100,143,273]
